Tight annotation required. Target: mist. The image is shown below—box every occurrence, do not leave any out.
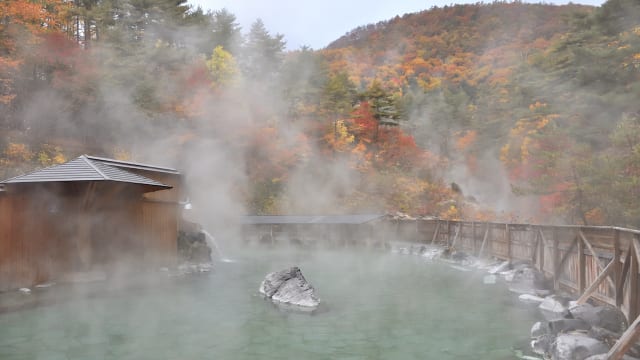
[5,3,639,360]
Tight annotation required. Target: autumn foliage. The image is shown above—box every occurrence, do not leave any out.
[1,0,640,226]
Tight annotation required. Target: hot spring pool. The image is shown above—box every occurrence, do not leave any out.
[0,249,539,359]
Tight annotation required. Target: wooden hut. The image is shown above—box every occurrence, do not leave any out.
[0,155,183,291]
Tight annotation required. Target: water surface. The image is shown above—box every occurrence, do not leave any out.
[0,249,538,359]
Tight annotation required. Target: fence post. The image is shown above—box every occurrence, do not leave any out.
[606,312,640,360]
[431,220,440,244]
[614,229,621,305]
[539,228,545,273]
[553,227,560,291]
[472,221,477,255]
[479,222,490,258]
[531,228,540,269]
[506,224,511,262]
[578,232,586,294]
[631,236,640,322]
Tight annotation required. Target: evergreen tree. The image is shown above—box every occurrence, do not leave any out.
[280,47,328,122]
[241,19,286,82]
[360,80,405,143]
[208,9,243,54]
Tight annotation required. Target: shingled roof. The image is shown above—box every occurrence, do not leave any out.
[0,155,173,189]
[84,155,180,174]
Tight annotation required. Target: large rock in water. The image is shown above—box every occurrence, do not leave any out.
[259,267,320,309]
[570,304,628,334]
[539,295,572,320]
[586,355,640,360]
[551,333,609,360]
[177,230,212,263]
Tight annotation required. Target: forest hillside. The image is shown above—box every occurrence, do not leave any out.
[1,0,639,227]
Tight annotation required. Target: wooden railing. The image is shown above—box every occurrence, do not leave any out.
[387,218,640,358]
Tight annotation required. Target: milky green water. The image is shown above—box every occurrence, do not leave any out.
[0,249,539,360]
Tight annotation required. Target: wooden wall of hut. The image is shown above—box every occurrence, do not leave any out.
[0,191,63,291]
[138,199,178,266]
[0,181,179,292]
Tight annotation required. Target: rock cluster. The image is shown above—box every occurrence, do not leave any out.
[177,230,212,264]
[259,267,320,309]
[386,240,640,359]
[531,298,635,360]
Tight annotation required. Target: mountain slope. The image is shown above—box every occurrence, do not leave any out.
[320,1,640,226]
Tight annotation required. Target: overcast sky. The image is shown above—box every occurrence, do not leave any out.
[187,0,608,50]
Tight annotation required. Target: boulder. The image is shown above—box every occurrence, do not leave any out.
[502,269,518,282]
[488,261,511,274]
[519,294,545,305]
[551,333,609,360]
[508,264,552,296]
[585,354,640,360]
[539,295,572,320]
[177,230,212,263]
[421,247,443,260]
[451,250,468,261]
[531,321,546,338]
[547,319,591,335]
[588,326,622,345]
[531,319,591,355]
[259,267,320,309]
[531,333,554,356]
[570,304,627,334]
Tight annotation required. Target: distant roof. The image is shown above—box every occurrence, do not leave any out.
[0,155,172,189]
[84,155,179,175]
[241,214,385,225]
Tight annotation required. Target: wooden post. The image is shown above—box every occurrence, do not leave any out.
[618,246,632,308]
[506,224,511,262]
[447,221,451,245]
[579,230,616,290]
[577,259,615,305]
[615,229,622,306]
[578,234,586,294]
[395,220,400,240]
[555,237,578,291]
[539,228,546,274]
[472,221,477,255]
[558,238,578,274]
[630,246,638,323]
[553,228,560,291]
[607,311,640,360]
[633,235,640,268]
[479,223,490,258]
[430,221,440,245]
[451,222,461,249]
[531,230,540,266]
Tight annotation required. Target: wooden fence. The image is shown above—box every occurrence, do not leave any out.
[385,218,640,358]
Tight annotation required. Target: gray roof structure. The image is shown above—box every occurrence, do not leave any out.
[84,155,180,174]
[241,214,384,225]
[0,155,173,189]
